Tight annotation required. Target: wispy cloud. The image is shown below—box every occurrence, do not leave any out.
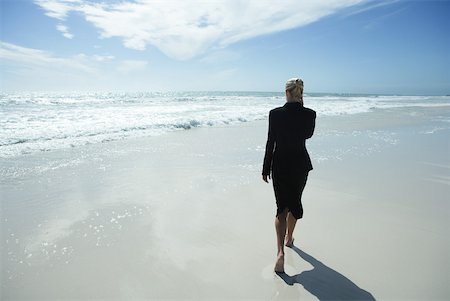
[0,41,149,90]
[56,24,74,39]
[92,54,115,62]
[34,0,367,60]
[34,0,82,20]
[0,41,95,73]
[341,0,400,18]
[362,6,407,30]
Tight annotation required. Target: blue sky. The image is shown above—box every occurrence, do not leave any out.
[1,0,449,94]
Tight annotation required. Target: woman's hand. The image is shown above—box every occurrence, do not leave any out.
[262,174,271,183]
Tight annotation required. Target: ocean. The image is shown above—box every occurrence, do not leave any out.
[1,91,449,159]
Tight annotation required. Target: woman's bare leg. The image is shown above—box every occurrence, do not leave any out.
[274,208,288,272]
[285,212,297,246]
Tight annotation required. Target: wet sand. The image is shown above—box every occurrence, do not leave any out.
[1,107,449,300]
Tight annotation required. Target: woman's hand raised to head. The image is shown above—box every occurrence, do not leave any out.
[262,174,271,183]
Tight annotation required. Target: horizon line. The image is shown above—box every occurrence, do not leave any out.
[1,90,448,97]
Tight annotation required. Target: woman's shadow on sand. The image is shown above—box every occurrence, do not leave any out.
[276,246,376,300]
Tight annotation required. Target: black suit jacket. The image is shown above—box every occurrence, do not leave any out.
[262,102,316,176]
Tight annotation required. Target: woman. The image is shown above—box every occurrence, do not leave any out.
[262,77,316,273]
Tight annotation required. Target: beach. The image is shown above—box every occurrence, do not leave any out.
[1,98,449,300]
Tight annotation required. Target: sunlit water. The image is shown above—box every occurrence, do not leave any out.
[2,91,449,158]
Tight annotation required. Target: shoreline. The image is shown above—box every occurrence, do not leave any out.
[1,106,449,300]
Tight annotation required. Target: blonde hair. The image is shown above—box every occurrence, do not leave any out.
[285,78,304,100]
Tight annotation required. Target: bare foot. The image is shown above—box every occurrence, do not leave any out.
[274,254,285,273]
[284,237,294,247]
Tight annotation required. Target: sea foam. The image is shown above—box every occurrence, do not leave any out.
[1,92,449,158]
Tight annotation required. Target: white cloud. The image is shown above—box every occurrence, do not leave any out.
[0,41,95,73]
[34,0,367,60]
[117,60,148,74]
[0,41,152,91]
[93,54,115,61]
[0,42,105,91]
[34,0,82,20]
[56,23,74,39]
[1,41,156,91]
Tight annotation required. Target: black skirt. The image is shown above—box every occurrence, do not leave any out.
[272,172,308,219]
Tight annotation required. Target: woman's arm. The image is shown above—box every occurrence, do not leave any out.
[304,110,316,139]
[262,111,276,177]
